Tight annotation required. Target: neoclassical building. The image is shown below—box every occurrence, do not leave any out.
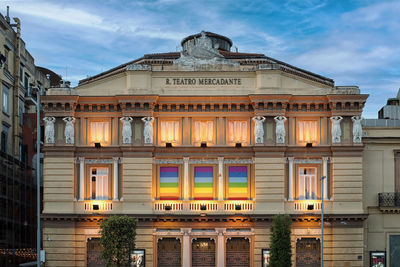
[41,31,373,267]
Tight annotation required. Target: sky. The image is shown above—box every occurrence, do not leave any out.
[2,0,400,118]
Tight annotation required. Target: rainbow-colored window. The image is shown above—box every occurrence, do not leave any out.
[193,166,214,200]
[228,166,248,200]
[159,167,179,200]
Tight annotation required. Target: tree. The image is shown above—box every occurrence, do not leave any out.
[100,215,138,267]
[269,214,292,267]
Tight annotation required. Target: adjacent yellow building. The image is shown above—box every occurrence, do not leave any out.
[40,31,398,267]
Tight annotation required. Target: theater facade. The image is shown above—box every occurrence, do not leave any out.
[41,32,370,266]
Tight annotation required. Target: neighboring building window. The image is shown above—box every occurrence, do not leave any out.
[90,121,110,145]
[228,120,248,144]
[2,84,9,114]
[194,120,214,144]
[227,165,249,200]
[18,98,24,125]
[193,166,214,200]
[24,74,30,91]
[297,167,317,200]
[1,125,9,153]
[19,66,24,83]
[4,49,9,70]
[160,120,179,144]
[159,166,180,200]
[297,120,317,144]
[390,235,400,266]
[89,167,109,200]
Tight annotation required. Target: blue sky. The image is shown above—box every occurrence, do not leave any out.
[3,0,400,118]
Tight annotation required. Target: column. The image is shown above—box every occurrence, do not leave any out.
[181,228,191,267]
[218,157,224,201]
[216,228,225,267]
[113,157,119,201]
[79,157,85,201]
[322,157,329,200]
[183,157,189,200]
[288,157,294,201]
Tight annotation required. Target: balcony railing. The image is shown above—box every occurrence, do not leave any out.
[378,193,400,207]
[75,200,121,213]
[153,200,255,213]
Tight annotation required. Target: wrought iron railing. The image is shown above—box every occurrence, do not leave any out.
[378,193,400,207]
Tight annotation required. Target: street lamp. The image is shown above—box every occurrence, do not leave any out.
[320,175,326,267]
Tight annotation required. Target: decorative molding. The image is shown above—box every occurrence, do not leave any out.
[153,159,183,164]
[224,159,254,164]
[189,159,218,164]
[126,64,151,71]
[294,159,322,164]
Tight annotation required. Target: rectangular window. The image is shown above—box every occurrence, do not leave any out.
[194,120,214,144]
[4,49,9,70]
[227,166,249,200]
[1,125,9,154]
[298,167,317,200]
[19,66,23,83]
[89,167,109,200]
[160,121,179,143]
[159,166,180,200]
[297,120,317,144]
[90,121,110,145]
[24,74,30,91]
[228,120,248,144]
[2,84,9,114]
[193,166,214,200]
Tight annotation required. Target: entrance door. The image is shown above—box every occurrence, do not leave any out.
[87,238,106,267]
[296,238,321,267]
[192,238,215,267]
[226,237,250,267]
[157,238,181,267]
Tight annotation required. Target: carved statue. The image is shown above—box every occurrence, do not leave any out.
[43,117,56,144]
[142,117,154,144]
[330,116,343,143]
[120,117,133,144]
[63,117,75,144]
[252,116,266,144]
[274,116,287,144]
[351,116,363,143]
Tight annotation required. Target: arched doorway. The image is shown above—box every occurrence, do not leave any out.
[192,238,215,267]
[296,238,321,267]
[157,238,181,267]
[226,237,250,267]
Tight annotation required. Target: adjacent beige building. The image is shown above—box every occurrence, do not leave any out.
[40,31,398,267]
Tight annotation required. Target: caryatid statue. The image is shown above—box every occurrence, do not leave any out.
[120,117,133,144]
[63,117,75,144]
[142,117,154,144]
[274,116,287,144]
[252,116,266,144]
[330,116,343,143]
[43,117,56,144]
[351,116,363,143]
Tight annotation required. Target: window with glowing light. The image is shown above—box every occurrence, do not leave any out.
[297,120,318,144]
[193,120,214,144]
[297,167,318,200]
[89,121,110,145]
[160,120,180,144]
[226,165,249,200]
[89,167,109,200]
[228,120,248,144]
[158,166,181,200]
[192,166,215,200]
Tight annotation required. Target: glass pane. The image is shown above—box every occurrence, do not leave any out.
[159,167,179,200]
[228,166,248,199]
[194,166,213,200]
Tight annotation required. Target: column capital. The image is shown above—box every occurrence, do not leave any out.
[322,157,330,162]
[183,157,190,163]
[287,157,294,162]
[218,157,224,162]
[78,157,85,163]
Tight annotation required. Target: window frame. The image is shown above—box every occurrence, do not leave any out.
[190,164,217,200]
[156,164,182,200]
[158,119,181,146]
[1,125,9,154]
[295,164,321,200]
[225,164,251,200]
[88,118,111,146]
[85,164,112,200]
[226,118,250,146]
[296,119,320,145]
[192,119,216,146]
[2,83,9,114]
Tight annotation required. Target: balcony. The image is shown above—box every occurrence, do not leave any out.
[74,200,122,214]
[285,200,332,214]
[378,193,400,213]
[153,200,255,214]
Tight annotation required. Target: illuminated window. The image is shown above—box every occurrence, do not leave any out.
[159,166,180,200]
[160,121,179,143]
[194,120,214,144]
[227,165,249,200]
[193,166,214,200]
[298,120,317,144]
[297,167,317,200]
[89,167,109,200]
[228,120,248,144]
[90,121,110,145]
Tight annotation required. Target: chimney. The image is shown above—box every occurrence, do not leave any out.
[5,6,10,23]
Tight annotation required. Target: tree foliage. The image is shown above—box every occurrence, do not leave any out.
[269,214,292,267]
[100,215,137,267]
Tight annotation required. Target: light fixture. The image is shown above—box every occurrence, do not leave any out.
[235,142,242,148]
[235,204,242,211]
[200,205,207,211]
[92,204,99,211]
[94,142,101,148]
[307,204,314,210]
[164,205,172,211]
[166,142,172,148]
[201,142,207,148]
[306,142,313,148]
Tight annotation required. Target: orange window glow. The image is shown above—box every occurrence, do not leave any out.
[90,122,110,145]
